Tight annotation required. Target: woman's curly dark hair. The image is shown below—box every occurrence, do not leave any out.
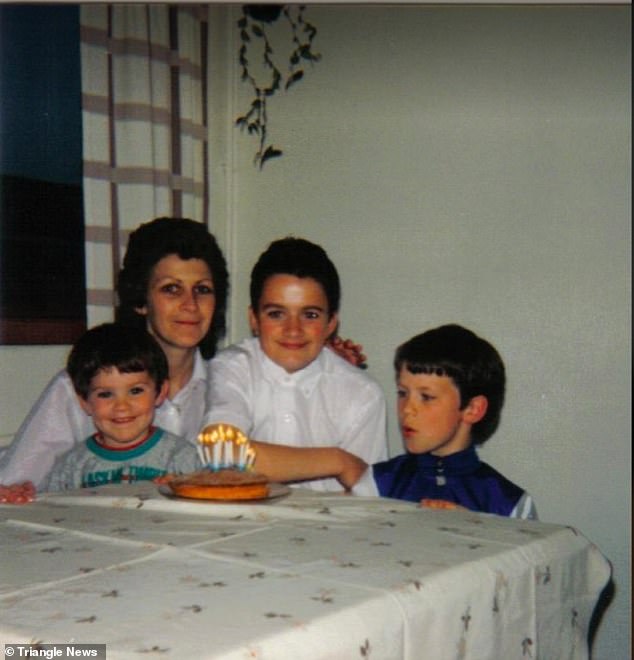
[116,217,229,359]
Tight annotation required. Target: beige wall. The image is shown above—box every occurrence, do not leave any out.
[209,5,630,658]
[0,5,629,658]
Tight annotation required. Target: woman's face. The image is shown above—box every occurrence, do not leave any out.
[138,254,215,355]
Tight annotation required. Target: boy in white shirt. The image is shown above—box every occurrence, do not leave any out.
[201,237,388,491]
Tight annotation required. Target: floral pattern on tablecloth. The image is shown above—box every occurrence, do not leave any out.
[1,483,611,659]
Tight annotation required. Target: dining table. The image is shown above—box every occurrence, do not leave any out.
[1,481,610,660]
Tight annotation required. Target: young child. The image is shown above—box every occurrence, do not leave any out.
[0,217,229,493]
[44,323,199,492]
[200,237,388,491]
[353,324,537,519]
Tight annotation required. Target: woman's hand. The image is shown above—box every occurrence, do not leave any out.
[0,480,36,504]
[327,336,367,369]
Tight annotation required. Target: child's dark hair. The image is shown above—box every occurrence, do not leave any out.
[394,324,506,444]
[250,237,340,316]
[116,217,229,359]
[67,323,168,400]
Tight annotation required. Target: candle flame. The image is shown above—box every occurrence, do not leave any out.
[244,446,256,470]
[197,425,253,470]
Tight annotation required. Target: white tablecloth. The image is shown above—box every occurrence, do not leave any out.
[1,483,610,659]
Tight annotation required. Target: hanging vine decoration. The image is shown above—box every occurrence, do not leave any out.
[235,5,321,169]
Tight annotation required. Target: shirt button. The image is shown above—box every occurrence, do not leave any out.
[283,413,292,423]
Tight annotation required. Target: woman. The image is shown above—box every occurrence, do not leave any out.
[0,217,229,491]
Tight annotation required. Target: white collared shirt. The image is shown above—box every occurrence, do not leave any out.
[203,337,388,491]
[0,351,210,489]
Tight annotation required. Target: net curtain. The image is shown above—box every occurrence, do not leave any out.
[80,4,209,327]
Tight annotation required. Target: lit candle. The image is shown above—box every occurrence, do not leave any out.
[236,431,247,469]
[212,440,221,471]
[224,440,234,468]
[196,443,206,468]
[245,446,256,471]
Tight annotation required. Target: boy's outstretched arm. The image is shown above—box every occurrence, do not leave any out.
[250,440,367,491]
[198,423,368,490]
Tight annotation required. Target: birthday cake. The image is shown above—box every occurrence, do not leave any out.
[167,468,270,501]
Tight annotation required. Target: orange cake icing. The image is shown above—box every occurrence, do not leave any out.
[167,469,270,501]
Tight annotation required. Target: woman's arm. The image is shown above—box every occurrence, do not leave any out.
[0,371,94,489]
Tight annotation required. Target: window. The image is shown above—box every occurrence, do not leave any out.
[0,5,85,344]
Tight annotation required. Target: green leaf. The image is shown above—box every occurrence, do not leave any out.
[299,45,317,60]
[236,4,322,169]
[260,146,283,168]
[285,70,304,90]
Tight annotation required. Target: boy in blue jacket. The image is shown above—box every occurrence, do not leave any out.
[354,324,537,519]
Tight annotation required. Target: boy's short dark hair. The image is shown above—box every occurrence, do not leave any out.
[394,324,505,444]
[67,323,168,400]
[116,217,229,359]
[249,237,340,316]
